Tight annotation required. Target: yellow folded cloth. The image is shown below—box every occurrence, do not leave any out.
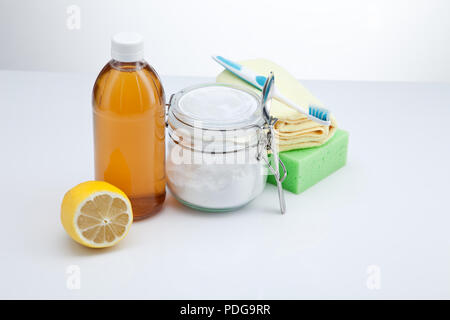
[216,59,337,151]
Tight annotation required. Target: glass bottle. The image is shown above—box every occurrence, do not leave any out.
[92,32,166,220]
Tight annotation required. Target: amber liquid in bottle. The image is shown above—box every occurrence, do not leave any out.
[92,60,166,220]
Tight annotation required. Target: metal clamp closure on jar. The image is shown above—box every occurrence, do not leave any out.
[259,72,287,214]
[256,124,287,184]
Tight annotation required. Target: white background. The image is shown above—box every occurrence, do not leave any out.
[1,0,450,82]
[1,1,450,300]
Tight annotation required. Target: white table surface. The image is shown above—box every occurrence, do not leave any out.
[0,70,449,299]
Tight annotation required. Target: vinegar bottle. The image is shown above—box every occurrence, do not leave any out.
[92,32,166,220]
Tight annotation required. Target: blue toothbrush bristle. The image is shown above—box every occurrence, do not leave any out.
[309,106,329,121]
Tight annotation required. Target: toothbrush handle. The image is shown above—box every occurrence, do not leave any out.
[212,56,267,90]
[275,91,309,116]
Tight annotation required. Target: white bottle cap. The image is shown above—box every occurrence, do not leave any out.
[111,32,144,62]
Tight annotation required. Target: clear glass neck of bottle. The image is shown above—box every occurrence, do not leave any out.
[109,59,146,72]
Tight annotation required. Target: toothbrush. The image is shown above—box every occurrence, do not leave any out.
[212,55,331,126]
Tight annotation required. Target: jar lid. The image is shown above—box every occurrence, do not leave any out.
[169,83,264,131]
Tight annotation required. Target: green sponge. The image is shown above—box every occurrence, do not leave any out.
[268,129,349,194]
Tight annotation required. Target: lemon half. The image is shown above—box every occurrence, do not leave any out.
[61,181,133,248]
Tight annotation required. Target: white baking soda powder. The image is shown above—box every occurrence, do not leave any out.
[166,84,268,211]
